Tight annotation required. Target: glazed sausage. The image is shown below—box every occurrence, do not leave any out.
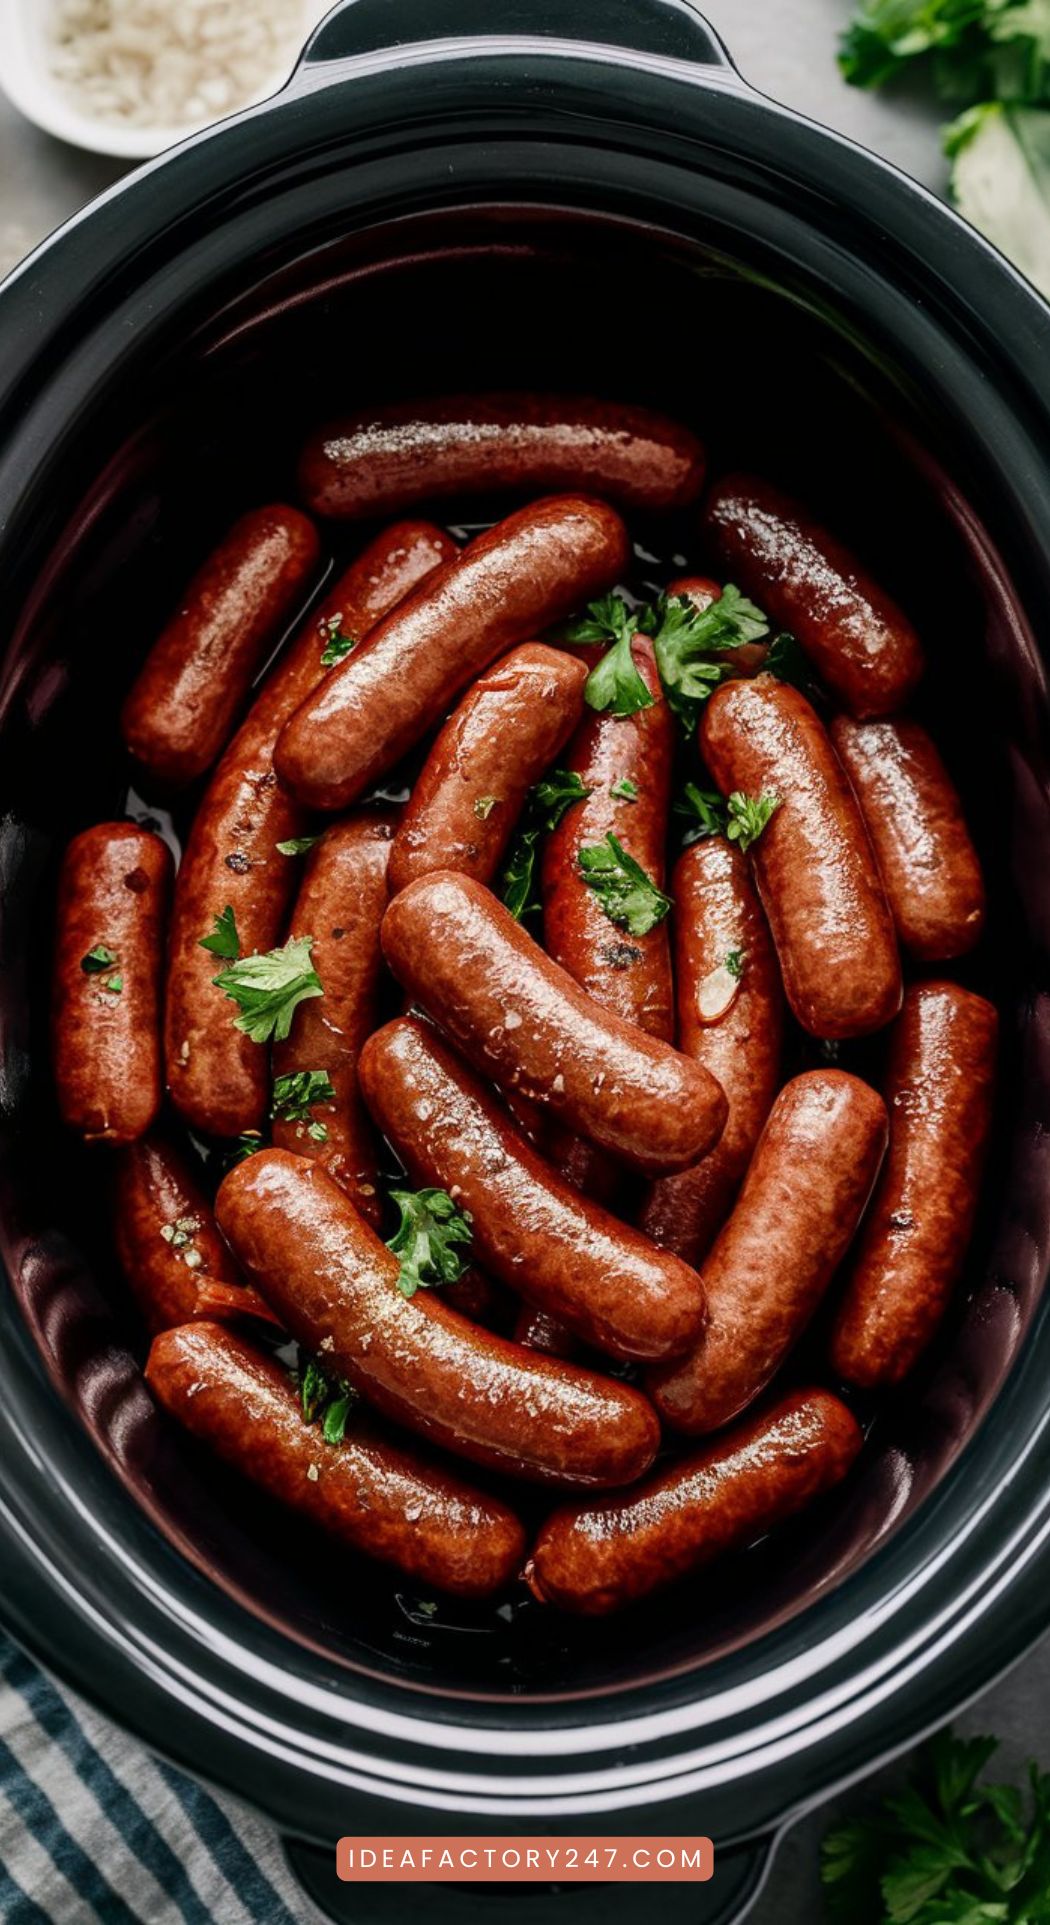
[830,982,997,1388]
[388,644,587,894]
[525,1388,862,1614]
[542,635,675,1044]
[53,823,172,1144]
[358,1017,707,1363]
[649,1072,888,1435]
[271,813,396,1222]
[113,1136,276,1331]
[214,1150,661,1488]
[165,521,455,1138]
[274,496,631,812]
[704,474,924,717]
[146,1321,525,1598]
[701,676,902,1039]
[381,874,728,1176]
[512,1304,580,1358]
[299,393,705,519]
[121,506,320,786]
[638,837,784,1266]
[830,716,986,961]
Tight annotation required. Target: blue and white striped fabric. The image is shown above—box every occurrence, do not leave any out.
[0,1634,321,1924]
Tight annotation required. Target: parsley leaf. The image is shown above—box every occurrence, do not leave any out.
[726,791,781,852]
[80,943,117,974]
[319,616,357,667]
[610,776,638,802]
[299,1357,329,1423]
[572,594,655,718]
[321,1390,354,1446]
[105,975,123,995]
[272,1069,336,1143]
[577,833,672,936]
[276,835,322,857]
[643,585,770,731]
[474,795,498,820]
[386,1187,473,1299]
[199,905,240,960]
[822,1727,1050,1925]
[212,934,323,1044]
[500,827,541,921]
[229,1131,264,1164]
[725,948,746,980]
[299,1355,356,1443]
[533,769,591,829]
[674,783,729,845]
[499,769,591,920]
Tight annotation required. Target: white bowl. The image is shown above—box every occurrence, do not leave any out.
[0,0,318,160]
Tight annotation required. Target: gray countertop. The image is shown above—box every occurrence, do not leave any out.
[0,4,1045,1922]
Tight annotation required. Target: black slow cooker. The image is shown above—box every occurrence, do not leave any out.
[2,3,1050,1920]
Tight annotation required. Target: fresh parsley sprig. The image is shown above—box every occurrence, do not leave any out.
[569,594,655,718]
[822,1728,1050,1924]
[212,935,323,1044]
[386,1186,473,1300]
[674,784,781,853]
[499,769,592,921]
[577,833,672,937]
[727,791,781,852]
[272,1069,336,1143]
[642,585,770,731]
[199,905,240,960]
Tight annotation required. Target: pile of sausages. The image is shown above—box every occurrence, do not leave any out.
[50,394,996,1618]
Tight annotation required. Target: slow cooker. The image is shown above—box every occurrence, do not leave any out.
[2,2,1050,1920]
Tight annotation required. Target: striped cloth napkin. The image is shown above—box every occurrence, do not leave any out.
[0,1633,322,1924]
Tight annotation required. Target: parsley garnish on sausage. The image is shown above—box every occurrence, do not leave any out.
[674,785,780,853]
[570,594,654,718]
[212,934,323,1043]
[577,833,672,937]
[727,791,781,852]
[500,770,592,920]
[272,1069,336,1142]
[319,616,357,667]
[610,776,638,801]
[674,783,728,844]
[644,586,770,730]
[386,1186,473,1300]
[80,943,117,973]
[276,835,322,857]
[199,905,240,959]
[298,1356,356,1444]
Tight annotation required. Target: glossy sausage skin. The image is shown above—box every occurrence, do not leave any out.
[638,837,784,1266]
[299,393,706,519]
[525,1388,862,1614]
[701,677,903,1039]
[215,1150,660,1488]
[147,1322,525,1598]
[272,813,395,1222]
[388,644,587,894]
[542,635,675,1044]
[831,716,986,962]
[113,1136,276,1331]
[649,1071,888,1435]
[164,522,454,1138]
[121,506,320,786]
[704,474,924,717]
[53,823,172,1144]
[830,982,997,1388]
[359,1017,707,1363]
[275,496,631,812]
[381,874,728,1176]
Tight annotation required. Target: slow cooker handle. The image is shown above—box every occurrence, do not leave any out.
[298,0,735,72]
[283,1830,774,1925]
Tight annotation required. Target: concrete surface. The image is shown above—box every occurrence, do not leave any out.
[0,4,1044,1923]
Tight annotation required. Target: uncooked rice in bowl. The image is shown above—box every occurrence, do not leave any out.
[47,0,331,130]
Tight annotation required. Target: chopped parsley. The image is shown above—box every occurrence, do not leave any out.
[675,783,729,845]
[104,975,123,995]
[276,835,322,857]
[577,833,672,937]
[499,769,591,921]
[80,943,117,974]
[724,948,746,980]
[500,829,541,921]
[319,616,357,667]
[571,594,654,718]
[641,585,770,731]
[272,1069,336,1143]
[610,776,638,802]
[386,1186,473,1300]
[229,1131,264,1164]
[726,791,781,852]
[199,905,240,960]
[212,934,323,1044]
[299,1356,355,1444]
[473,795,499,821]
[533,769,591,829]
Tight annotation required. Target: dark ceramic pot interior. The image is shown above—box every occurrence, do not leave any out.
[2,202,1046,1702]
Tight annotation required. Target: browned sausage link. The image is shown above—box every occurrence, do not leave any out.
[830,716,986,962]
[299,393,706,519]
[389,644,587,895]
[214,1149,661,1488]
[121,506,321,786]
[275,496,631,813]
[649,1072,888,1435]
[701,677,902,1040]
[704,474,924,718]
[638,837,784,1266]
[271,812,396,1222]
[830,982,997,1388]
[666,574,770,679]
[381,874,727,1176]
[359,1018,706,1363]
[113,1135,277,1331]
[146,1321,525,1598]
[165,522,455,1138]
[53,823,172,1144]
[525,1387,862,1614]
[543,635,675,1042]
